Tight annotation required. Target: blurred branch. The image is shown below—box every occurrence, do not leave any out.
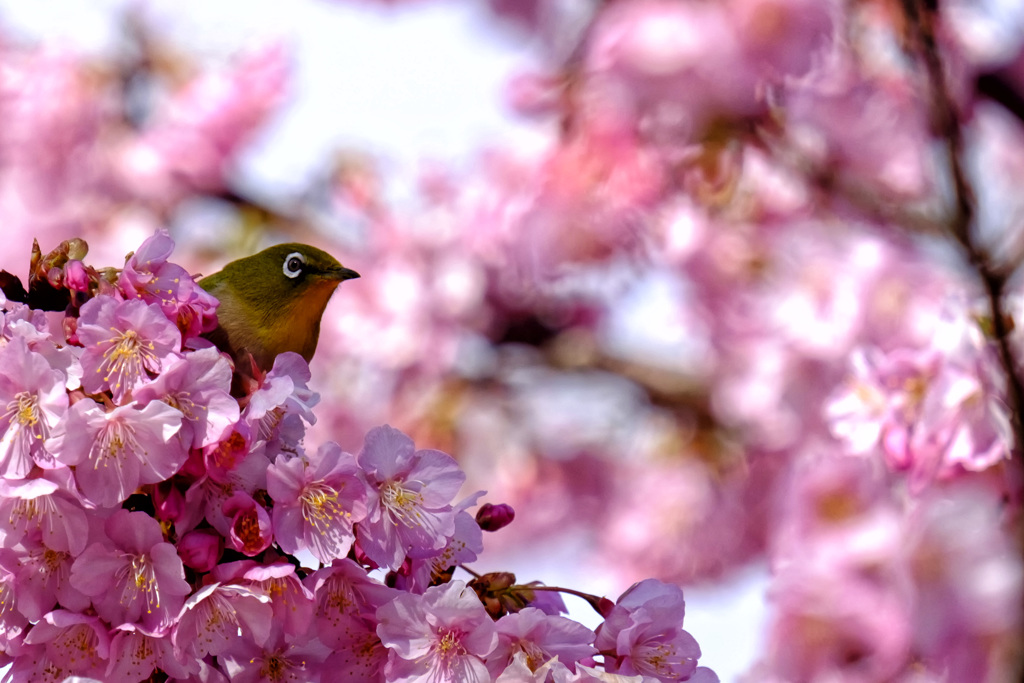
[899,0,973,244]
[898,10,1024,677]
[752,124,948,238]
[901,2,1024,628]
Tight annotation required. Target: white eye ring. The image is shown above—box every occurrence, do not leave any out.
[283,252,305,279]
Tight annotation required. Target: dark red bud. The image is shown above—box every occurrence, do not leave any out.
[476,503,515,532]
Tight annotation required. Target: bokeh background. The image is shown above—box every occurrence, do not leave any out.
[3,1,1024,680]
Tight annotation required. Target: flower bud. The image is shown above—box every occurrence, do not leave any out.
[64,260,91,292]
[476,502,515,532]
[178,529,223,572]
[470,571,518,618]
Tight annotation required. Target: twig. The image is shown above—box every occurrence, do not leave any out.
[900,3,1024,678]
[901,0,1024,457]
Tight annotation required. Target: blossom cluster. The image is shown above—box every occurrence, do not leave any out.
[0,232,716,682]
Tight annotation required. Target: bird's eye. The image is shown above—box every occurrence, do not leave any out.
[283,252,306,279]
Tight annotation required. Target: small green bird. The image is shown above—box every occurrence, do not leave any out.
[198,243,359,376]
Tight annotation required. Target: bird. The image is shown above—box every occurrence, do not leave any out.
[198,243,359,377]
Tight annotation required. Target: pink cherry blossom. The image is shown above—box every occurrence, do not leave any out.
[69,509,190,631]
[132,345,238,449]
[0,335,70,477]
[0,551,27,646]
[0,468,88,555]
[76,296,182,404]
[49,397,185,507]
[176,528,223,572]
[319,619,390,683]
[760,559,912,682]
[568,663,671,682]
[107,623,192,683]
[785,65,934,198]
[826,323,1013,489]
[494,652,568,683]
[6,533,90,623]
[221,561,317,639]
[905,485,1023,680]
[21,609,111,680]
[377,579,498,683]
[595,579,706,681]
[391,492,485,594]
[116,43,289,203]
[118,229,219,340]
[201,420,256,485]
[267,441,368,563]
[2,315,82,392]
[242,351,320,456]
[186,435,271,539]
[487,607,596,677]
[355,425,465,571]
[585,0,763,140]
[172,583,273,659]
[304,558,397,650]
[730,0,835,79]
[220,622,330,683]
[221,491,273,557]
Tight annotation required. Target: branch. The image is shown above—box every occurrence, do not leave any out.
[899,9,1024,678]
[900,0,1024,454]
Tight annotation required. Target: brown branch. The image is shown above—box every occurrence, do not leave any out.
[900,0,974,242]
[901,0,1024,451]
[901,4,1024,678]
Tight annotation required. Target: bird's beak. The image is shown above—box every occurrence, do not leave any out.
[331,267,360,281]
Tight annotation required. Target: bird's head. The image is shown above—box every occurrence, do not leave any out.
[234,243,360,304]
[199,242,360,375]
[245,244,362,296]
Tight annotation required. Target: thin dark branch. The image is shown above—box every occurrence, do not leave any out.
[902,0,1024,448]
[901,0,974,243]
[901,5,1024,677]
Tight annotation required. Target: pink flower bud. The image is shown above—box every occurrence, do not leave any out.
[64,259,91,292]
[476,502,515,531]
[178,529,222,572]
